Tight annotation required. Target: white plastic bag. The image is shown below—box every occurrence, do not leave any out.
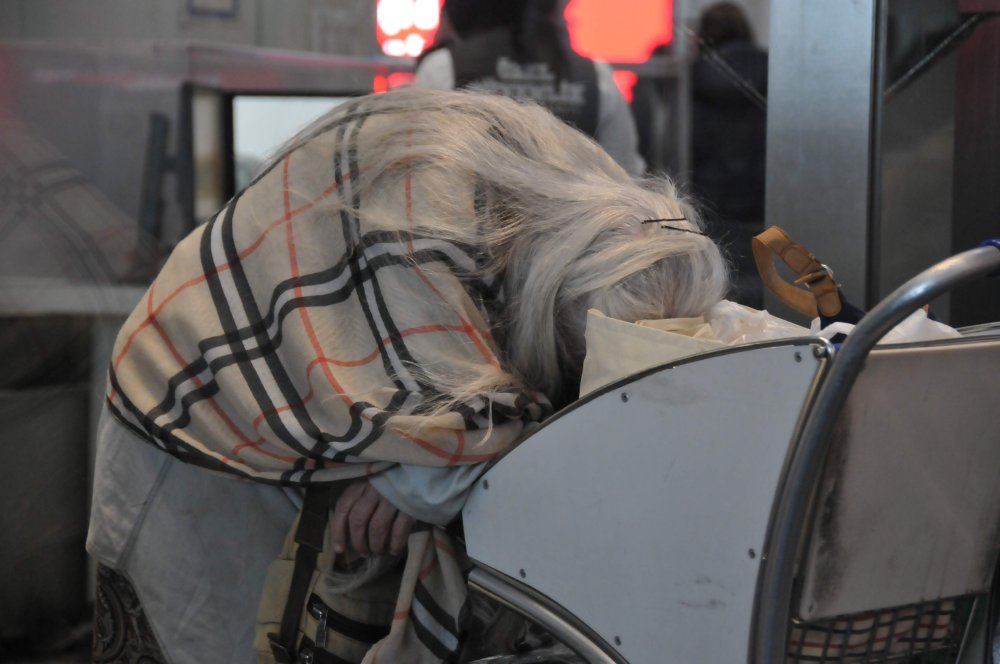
[700,300,811,345]
[810,307,961,343]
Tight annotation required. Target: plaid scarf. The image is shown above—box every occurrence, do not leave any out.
[106,100,549,662]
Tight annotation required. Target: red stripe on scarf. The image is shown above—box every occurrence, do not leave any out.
[145,282,296,464]
[110,167,352,390]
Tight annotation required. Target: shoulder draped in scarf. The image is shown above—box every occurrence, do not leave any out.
[107,97,554,663]
[107,100,549,485]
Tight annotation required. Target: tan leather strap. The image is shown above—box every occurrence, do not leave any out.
[751,226,843,318]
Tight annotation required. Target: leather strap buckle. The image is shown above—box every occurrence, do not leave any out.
[752,226,844,319]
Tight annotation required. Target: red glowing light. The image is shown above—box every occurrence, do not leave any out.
[564,0,673,64]
[372,72,415,94]
[376,0,445,58]
[373,0,674,74]
[611,70,638,103]
[387,72,415,89]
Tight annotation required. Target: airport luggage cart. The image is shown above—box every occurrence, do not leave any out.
[459,243,1000,663]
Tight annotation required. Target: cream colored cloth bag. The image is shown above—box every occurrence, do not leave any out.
[579,310,724,397]
[579,301,811,397]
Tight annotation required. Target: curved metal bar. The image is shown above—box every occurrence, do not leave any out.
[752,244,1000,663]
[467,567,626,664]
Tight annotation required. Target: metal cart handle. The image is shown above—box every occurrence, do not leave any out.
[752,242,1000,664]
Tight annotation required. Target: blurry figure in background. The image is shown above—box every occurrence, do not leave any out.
[629,41,678,176]
[414,0,646,176]
[690,1,768,307]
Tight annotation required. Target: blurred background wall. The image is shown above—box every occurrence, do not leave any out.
[0,0,378,56]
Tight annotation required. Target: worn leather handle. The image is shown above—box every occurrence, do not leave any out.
[751,226,843,319]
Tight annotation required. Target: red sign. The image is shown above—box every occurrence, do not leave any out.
[374,0,672,99]
[565,0,673,64]
[376,0,673,63]
[375,0,445,58]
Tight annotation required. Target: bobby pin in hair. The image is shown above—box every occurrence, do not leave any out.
[641,218,707,236]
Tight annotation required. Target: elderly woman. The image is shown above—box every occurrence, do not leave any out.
[88,88,726,663]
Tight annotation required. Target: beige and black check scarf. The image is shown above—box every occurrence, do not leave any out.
[107,99,548,662]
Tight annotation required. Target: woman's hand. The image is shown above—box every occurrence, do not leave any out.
[331,480,414,556]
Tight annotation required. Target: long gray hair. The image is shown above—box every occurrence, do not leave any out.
[268,88,727,407]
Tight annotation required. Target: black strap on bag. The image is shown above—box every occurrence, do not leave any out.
[269,486,332,663]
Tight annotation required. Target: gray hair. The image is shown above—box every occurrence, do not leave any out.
[269,88,728,407]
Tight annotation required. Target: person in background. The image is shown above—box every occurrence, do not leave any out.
[629,40,678,177]
[414,0,646,176]
[690,1,768,307]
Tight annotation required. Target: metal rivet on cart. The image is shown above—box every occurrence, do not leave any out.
[794,352,803,362]
[614,636,622,646]
[483,480,489,490]
[620,392,629,403]
[748,548,757,559]
[519,569,526,578]
[813,346,827,358]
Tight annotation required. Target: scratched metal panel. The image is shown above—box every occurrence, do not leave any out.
[798,337,1000,620]
[464,342,825,663]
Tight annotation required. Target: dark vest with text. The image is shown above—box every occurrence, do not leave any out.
[448,28,600,138]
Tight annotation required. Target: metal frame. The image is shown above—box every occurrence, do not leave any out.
[751,243,1000,663]
[467,566,627,664]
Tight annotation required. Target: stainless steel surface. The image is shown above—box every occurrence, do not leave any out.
[752,244,1000,663]
[767,0,1000,326]
[765,0,880,315]
[799,338,1000,619]
[465,340,828,663]
[467,568,624,664]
